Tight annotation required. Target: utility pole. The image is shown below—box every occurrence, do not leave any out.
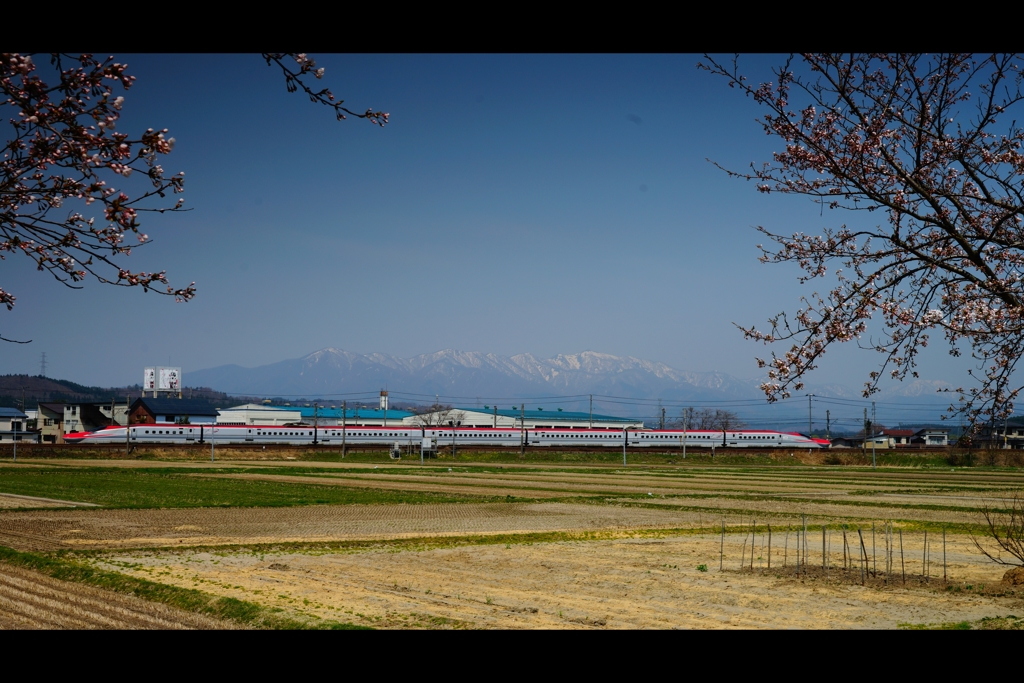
[341,400,347,458]
[589,395,593,429]
[449,419,460,460]
[808,394,814,436]
[623,428,628,466]
[682,407,688,460]
[519,405,525,458]
[871,401,877,470]
[826,410,831,440]
[313,402,319,445]
[211,425,215,462]
[125,396,130,457]
[660,406,666,431]
[864,407,870,461]
[493,405,497,428]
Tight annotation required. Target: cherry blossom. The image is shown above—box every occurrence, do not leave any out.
[700,54,1024,427]
[2,53,388,344]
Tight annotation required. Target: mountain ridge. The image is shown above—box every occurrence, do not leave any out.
[186,348,956,406]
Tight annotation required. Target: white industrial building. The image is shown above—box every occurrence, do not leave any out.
[401,407,643,430]
[217,404,302,426]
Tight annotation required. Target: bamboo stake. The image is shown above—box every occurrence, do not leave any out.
[857,528,867,585]
[943,527,947,583]
[826,527,831,579]
[784,529,789,568]
[767,524,772,570]
[801,515,807,573]
[751,520,755,571]
[925,528,933,581]
[899,528,906,585]
[872,522,876,577]
[720,519,725,571]
[842,528,848,571]
[740,533,748,571]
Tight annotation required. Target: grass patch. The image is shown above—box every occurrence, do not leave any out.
[0,545,368,629]
[900,615,1024,630]
[69,526,713,558]
[0,467,486,509]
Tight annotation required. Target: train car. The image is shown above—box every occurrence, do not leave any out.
[64,425,829,448]
[530,428,829,448]
[63,424,527,447]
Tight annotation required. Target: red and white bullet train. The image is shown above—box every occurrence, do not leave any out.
[65,424,830,448]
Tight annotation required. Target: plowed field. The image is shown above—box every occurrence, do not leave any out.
[3,458,1023,629]
[0,502,707,550]
[0,561,233,629]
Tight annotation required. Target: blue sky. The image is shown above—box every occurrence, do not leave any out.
[1,54,964,392]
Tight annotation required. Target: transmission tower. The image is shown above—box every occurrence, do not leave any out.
[39,352,47,378]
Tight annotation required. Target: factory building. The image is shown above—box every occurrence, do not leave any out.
[217,404,302,426]
[401,406,643,430]
[268,405,414,426]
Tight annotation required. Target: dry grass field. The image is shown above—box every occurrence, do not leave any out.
[1,455,1023,629]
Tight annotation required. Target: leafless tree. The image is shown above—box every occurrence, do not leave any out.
[679,408,747,430]
[856,423,887,437]
[971,490,1024,566]
[410,402,467,427]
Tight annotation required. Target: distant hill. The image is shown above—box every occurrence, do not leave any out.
[0,375,241,410]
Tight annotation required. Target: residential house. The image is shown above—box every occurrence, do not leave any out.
[882,429,915,446]
[0,407,34,442]
[911,428,949,447]
[129,398,218,425]
[62,403,112,434]
[38,402,66,443]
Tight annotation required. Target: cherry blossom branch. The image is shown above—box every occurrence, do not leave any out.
[701,53,1024,424]
[261,53,389,127]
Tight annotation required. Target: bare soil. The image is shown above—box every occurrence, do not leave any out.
[0,493,96,509]
[92,533,1022,629]
[0,502,709,551]
[0,561,234,629]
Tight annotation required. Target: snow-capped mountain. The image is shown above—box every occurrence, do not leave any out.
[188,348,757,401]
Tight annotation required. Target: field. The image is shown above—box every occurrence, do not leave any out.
[1,452,1023,629]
